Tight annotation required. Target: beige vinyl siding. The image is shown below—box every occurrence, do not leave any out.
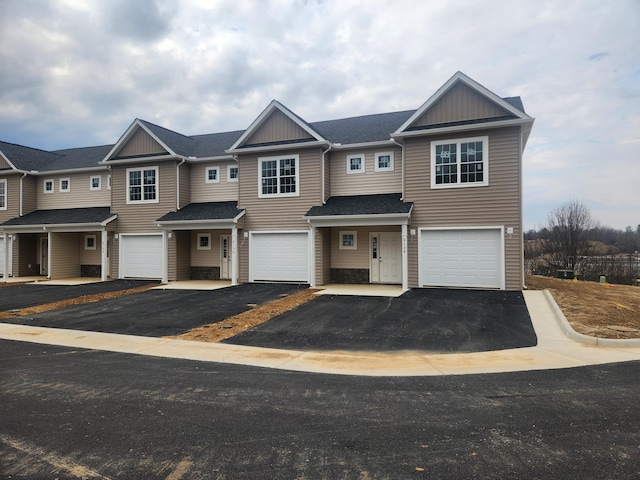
[50,232,81,278]
[21,176,37,214]
[110,162,177,232]
[246,110,312,145]
[414,82,510,127]
[117,128,167,157]
[0,175,21,223]
[36,172,110,209]
[190,231,225,267]
[329,147,402,196]
[404,126,523,290]
[179,163,190,208]
[331,226,399,269]
[189,162,239,203]
[323,151,330,202]
[175,231,190,280]
[0,156,10,168]
[237,147,322,281]
[80,233,102,265]
[313,227,331,286]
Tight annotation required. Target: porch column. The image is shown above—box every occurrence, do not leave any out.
[101,230,108,282]
[162,230,169,283]
[2,234,8,282]
[402,223,408,291]
[47,231,52,279]
[231,226,238,286]
[308,224,316,287]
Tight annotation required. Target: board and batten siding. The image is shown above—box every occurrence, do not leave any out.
[246,110,312,145]
[50,232,81,278]
[189,162,239,203]
[237,147,323,282]
[36,172,111,210]
[404,126,523,290]
[414,82,511,127]
[328,146,402,197]
[117,128,167,157]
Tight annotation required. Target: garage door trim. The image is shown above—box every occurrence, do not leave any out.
[249,230,310,283]
[418,226,505,290]
[119,233,164,280]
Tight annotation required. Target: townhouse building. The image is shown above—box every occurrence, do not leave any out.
[0,72,534,290]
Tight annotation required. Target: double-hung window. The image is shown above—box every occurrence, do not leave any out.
[258,155,299,198]
[90,176,101,191]
[205,166,220,184]
[127,166,159,204]
[59,178,70,193]
[44,179,54,194]
[227,165,238,182]
[431,136,488,188]
[0,179,6,210]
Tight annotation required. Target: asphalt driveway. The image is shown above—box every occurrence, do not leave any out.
[224,289,537,353]
[1,283,305,337]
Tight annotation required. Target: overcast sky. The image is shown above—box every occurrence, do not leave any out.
[1,0,638,230]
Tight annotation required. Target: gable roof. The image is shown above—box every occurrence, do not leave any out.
[304,193,413,227]
[0,141,111,173]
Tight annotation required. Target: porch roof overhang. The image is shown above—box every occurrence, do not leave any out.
[303,193,413,227]
[156,202,245,231]
[0,207,116,233]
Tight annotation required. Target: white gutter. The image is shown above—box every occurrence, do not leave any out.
[392,118,533,139]
[330,140,398,150]
[321,144,332,204]
[226,140,330,155]
[98,154,181,166]
[26,166,108,175]
[176,158,186,210]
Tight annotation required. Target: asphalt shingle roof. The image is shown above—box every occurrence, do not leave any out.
[0,141,63,171]
[156,202,244,222]
[0,207,114,227]
[311,110,415,144]
[305,193,413,217]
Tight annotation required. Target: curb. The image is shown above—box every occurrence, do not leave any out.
[542,289,640,348]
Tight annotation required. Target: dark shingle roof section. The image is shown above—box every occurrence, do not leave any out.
[0,141,63,171]
[137,119,195,157]
[191,130,244,157]
[305,194,412,217]
[1,207,114,226]
[311,110,415,144]
[156,202,244,222]
[50,145,113,170]
[502,96,525,113]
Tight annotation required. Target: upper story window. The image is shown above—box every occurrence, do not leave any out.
[107,175,112,190]
[127,166,159,204]
[44,179,54,194]
[347,154,365,174]
[258,154,299,198]
[0,179,6,210]
[205,166,220,184]
[90,175,101,191]
[60,178,71,193]
[431,136,488,188]
[228,165,238,182]
[375,152,394,172]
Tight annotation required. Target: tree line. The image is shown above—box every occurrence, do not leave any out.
[524,200,640,285]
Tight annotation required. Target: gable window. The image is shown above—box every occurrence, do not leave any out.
[0,179,6,210]
[127,166,158,204]
[228,165,238,182]
[44,179,54,194]
[85,235,96,250]
[60,178,71,193]
[347,154,365,174]
[90,176,101,191]
[197,233,211,250]
[258,154,299,198]
[431,136,488,188]
[205,166,220,184]
[339,231,357,250]
[375,152,394,172]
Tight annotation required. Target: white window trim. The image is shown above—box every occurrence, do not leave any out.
[227,165,238,182]
[0,178,6,210]
[430,136,489,189]
[44,179,54,194]
[59,178,71,193]
[107,174,112,190]
[339,230,357,250]
[126,166,159,204]
[258,154,300,198]
[346,153,365,174]
[205,166,220,184]
[374,151,394,172]
[90,175,102,191]
[197,233,211,250]
[84,234,97,250]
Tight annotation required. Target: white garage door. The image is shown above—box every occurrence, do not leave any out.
[250,232,309,282]
[120,235,163,279]
[420,229,503,289]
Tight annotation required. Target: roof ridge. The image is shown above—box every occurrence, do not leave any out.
[137,118,193,141]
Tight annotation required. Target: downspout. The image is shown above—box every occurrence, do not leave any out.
[19,172,27,216]
[321,144,332,204]
[176,158,186,210]
[391,139,405,200]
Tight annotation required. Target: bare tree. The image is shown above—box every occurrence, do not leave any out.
[542,199,597,271]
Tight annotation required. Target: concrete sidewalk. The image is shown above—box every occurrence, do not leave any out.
[0,290,639,376]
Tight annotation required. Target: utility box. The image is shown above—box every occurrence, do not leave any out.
[557,269,574,280]
[600,275,607,284]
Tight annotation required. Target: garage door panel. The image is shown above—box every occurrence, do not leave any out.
[251,233,308,283]
[121,235,163,279]
[421,229,502,289]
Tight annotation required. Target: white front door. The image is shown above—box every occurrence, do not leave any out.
[40,238,48,276]
[220,235,231,279]
[370,232,402,284]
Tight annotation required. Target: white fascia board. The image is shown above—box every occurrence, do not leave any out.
[157,219,238,231]
[392,118,534,139]
[394,72,533,135]
[31,166,108,175]
[331,140,396,150]
[304,213,411,227]
[100,154,182,166]
[101,119,176,163]
[100,214,118,227]
[3,223,107,233]
[227,140,329,155]
[187,155,236,163]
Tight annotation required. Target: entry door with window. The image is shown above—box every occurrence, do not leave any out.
[40,238,48,275]
[220,235,231,279]
[370,232,402,284]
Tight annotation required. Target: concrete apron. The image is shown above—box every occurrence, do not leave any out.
[0,290,639,377]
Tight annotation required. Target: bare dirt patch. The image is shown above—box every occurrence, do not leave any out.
[167,288,320,343]
[526,275,640,339]
[0,284,158,320]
